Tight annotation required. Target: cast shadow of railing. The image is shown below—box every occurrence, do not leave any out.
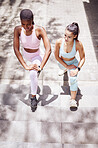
[0,91,18,139]
[83,0,98,62]
[0,110,11,140]
[61,72,83,111]
[0,0,26,6]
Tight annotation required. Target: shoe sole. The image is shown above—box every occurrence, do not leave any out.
[70,106,77,111]
[31,106,37,112]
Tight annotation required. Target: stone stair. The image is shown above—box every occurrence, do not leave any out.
[0,0,98,148]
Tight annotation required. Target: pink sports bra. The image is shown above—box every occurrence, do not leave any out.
[20,25,40,49]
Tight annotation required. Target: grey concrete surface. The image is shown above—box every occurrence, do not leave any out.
[0,0,98,147]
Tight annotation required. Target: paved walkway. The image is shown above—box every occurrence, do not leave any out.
[0,0,98,147]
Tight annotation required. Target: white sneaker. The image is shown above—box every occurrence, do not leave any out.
[70,99,77,108]
[58,69,67,76]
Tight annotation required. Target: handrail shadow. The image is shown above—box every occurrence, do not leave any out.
[83,0,98,62]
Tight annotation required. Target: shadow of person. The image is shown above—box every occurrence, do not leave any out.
[18,89,38,107]
[20,94,31,107]
[19,86,41,107]
[61,72,83,111]
[38,85,58,106]
[76,88,83,107]
[60,72,70,95]
[18,85,58,107]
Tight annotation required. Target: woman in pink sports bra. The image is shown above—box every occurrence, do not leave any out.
[13,9,51,112]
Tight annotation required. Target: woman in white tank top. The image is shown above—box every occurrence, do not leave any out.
[13,9,51,112]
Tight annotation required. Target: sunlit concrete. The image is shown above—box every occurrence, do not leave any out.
[0,0,98,147]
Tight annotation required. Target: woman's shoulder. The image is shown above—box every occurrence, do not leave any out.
[34,25,47,38]
[14,25,21,35]
[56,38,63,43]
[55,38,63,49]
[76,40,83,47]
[14,25,21,30]
[76,40,83,50]
[34,25,48,40]
[34,25,45,32]
[56,38,63,45]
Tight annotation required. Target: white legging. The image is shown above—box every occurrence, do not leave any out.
[23,48,42,95]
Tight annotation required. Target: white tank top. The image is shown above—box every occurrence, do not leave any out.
[20,25,40,49]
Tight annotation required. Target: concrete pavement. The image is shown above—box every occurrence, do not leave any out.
[0,0,98,147]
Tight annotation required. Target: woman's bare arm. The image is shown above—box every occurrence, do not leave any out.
[13,26,28,69]
[38,27,51,70]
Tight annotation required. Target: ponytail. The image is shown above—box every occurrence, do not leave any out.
[66,22,80,40]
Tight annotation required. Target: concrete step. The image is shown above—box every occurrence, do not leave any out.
[0,67,98,81]
[0,54,98,82]
[0,93,98,145]
[0,142,98,148]
[0,92,98,107]
[0,81,98,95]
[0,120,98,144]
[0,95,98,123]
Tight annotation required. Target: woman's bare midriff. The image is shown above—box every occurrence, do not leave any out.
[24,48,39,53]
[61,56,75,61]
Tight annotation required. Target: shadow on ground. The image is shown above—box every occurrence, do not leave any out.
[37,85,58,106]
[83,0,98,62]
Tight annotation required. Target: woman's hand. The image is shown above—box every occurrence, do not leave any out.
[67,65,77,70]
[70,68,78,77]
[25,64,39,71]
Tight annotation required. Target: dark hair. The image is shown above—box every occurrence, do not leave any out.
[20,9,34,24]
[66,22,79,40]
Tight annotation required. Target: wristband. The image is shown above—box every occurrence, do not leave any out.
[38,66,42,72]
[77,67,81,71]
